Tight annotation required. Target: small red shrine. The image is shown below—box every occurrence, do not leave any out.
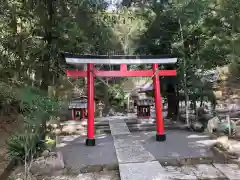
[68,96,87,120]
[69,96,98,120]
[137,98,154,118]
[136,83,154,118]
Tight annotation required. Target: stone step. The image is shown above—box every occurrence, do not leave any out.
[94,124,187,132]
[95,120,178,126]
[128,126,156,132]
[58,124,188,136]
[61,118,188,135]
[95,119,141,125]
[81,122,182,128]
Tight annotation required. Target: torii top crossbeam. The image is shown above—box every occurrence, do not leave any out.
[63,53,177,77]
[64,53,177,65]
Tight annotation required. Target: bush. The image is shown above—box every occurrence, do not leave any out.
[7,133,42,162]
[0,82,17,111]
[7,86,63,162]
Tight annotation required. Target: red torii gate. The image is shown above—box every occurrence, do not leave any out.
[63,53,177,146]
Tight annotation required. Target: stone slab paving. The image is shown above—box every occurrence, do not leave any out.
[214,164,240,180]
[109,117,240,180]
[109,119,166,180]
[112,134,141,148]
[119,163,228,180]
[110,127,130,136]
[163,164,230,179]
[193,164,226,179]
[109,120,130,136]
[163,166,198,179]
[115,144,155,163]
[119,161,165,180]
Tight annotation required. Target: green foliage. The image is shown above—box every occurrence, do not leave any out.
[0,82,16,105]
[229,55,240,77]
[7,132,41,161]
[7,86,62,162]
[8,175,15,180]
[18,87,60,116]
[108,84,126,107]
[2,0,240,163]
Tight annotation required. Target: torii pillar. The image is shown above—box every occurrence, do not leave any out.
[152,64,165,141]
[86,63,95,146]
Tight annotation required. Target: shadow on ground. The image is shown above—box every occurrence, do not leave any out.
[57,130,220,173]
[131,130,216,163]
[57,134,118,173]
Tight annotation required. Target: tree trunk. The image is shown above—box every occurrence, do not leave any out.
[166,83,178,120]
[176,83,180,120]
[40,53,51,90]
[200,92,203,107]
[40,0,56,90]
[40,0,55,142]
[103,80,110,115]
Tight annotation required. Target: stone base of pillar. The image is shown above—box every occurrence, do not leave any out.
[156,134,166,142]
[85,139,96,146]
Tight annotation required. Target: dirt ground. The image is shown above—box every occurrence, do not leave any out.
[10,166,120,180]
[36,171,120,180]
[0,114,23,175]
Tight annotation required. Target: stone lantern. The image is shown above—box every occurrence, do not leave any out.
[98,101,104,117]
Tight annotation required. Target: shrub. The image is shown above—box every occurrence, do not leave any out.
[7,87,63,162]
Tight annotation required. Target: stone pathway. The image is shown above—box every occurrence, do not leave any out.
[109,118,166,180]
[109,117,240,180]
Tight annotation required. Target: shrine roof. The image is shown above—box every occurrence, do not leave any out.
[139,83,153,92]
[68,102,87,109]
[68,98,87,109]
